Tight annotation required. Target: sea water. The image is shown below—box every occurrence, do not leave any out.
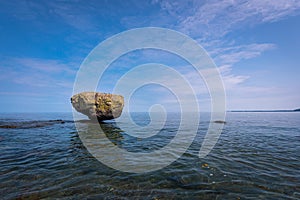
[0,112,299,199]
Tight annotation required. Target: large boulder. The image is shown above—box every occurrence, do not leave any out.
[71,92,124,121]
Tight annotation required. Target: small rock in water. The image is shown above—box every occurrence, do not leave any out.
[214,120,226,124]
[71,92,124,121]
[201,163,209,168]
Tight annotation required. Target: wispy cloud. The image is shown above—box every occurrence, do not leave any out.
[210,43,276,90]
[220,66,249,90]
[13,57,77,74]
[211,43,276,64]
[155,0,300,38]
[0,57,76,89]
[0,0,298,111]
[119,1,297,104]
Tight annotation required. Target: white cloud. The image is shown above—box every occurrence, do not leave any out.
[119,1,294,106]
[212,43,276,65]
[208,43,275,91]
[155,0,300,37]
[13,57,77,74]
[0,57,76,89]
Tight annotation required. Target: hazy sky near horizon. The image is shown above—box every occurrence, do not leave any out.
[0,0,300,112]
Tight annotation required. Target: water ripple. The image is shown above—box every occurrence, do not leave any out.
[0,112,299,199]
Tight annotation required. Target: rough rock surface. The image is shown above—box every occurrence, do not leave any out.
[71,92,124,121]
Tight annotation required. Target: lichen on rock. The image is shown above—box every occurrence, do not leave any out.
[71,92,124,121]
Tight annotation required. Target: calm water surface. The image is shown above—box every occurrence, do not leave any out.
[0,112,299,199]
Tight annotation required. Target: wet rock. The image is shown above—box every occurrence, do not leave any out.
[0,119,69,129]
[214,120,226,124]
[71,92,124,121]
[0,125,18,129]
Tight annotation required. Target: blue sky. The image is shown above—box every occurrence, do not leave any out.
[0,0,300,112]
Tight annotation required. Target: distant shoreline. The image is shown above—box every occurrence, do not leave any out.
[229,109,300,113]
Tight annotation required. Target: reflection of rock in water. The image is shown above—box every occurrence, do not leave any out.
[99,122,124,146]
[68,131,93,160]
[69,131,85,149]
[78,120,124,147]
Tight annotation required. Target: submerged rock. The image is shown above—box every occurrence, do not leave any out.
[71,92,124,121]
[0,119,67,129]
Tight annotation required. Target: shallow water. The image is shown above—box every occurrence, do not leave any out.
[0,112,299,199]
